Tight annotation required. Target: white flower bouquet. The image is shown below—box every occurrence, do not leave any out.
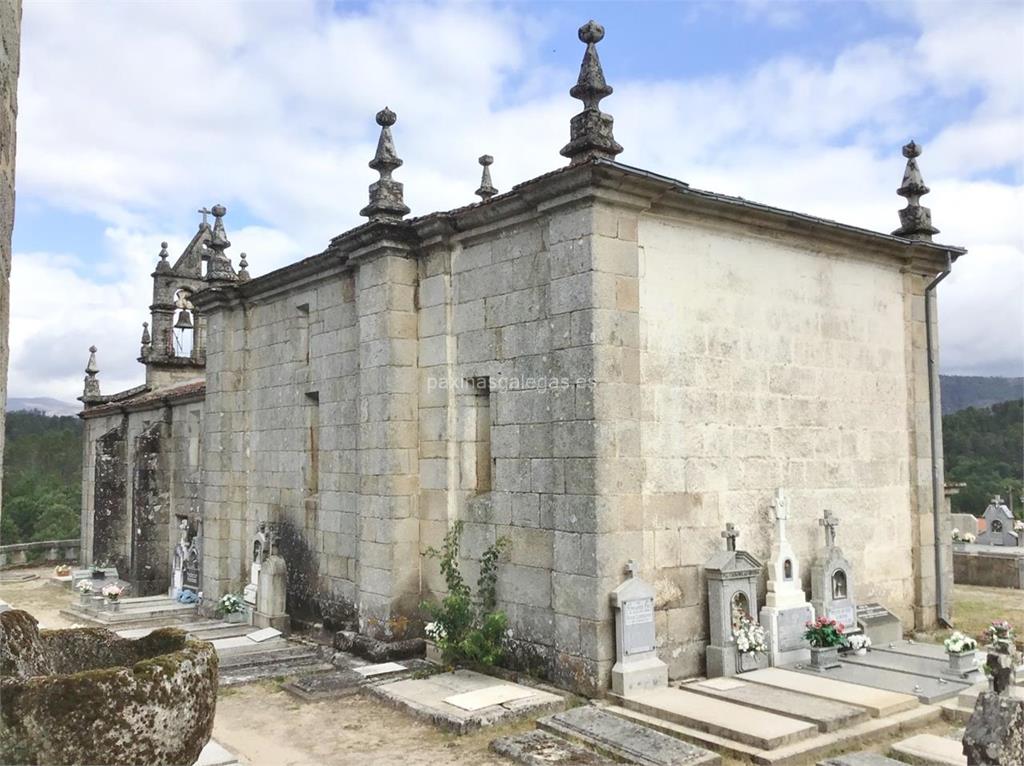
[733,613,767,654]
[75,580,94,594]
[847,634,871,652]
[944,631,978,654]
[101,584,124,601]
[217,593,244,615]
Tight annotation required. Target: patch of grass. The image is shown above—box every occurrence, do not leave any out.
[920,584,1024,651]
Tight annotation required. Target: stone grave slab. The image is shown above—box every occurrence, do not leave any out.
[855,603,902,645]
[684,678,869,732]
[211,636,257,651]
[445,684,534,711]
[538,705,720,766]
[354,661,406,677]
[281,668,367,701]
[195,740,241,766]
[842,648,981,683]
[818,754,906,766]
[740,667,918,717]
[367,669,565,733]
[246,627,281,643]
[620,686,816,750]
[889,733,967,766]
[490,729,618,765]
[784,659,964,703]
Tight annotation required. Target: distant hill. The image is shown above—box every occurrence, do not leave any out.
[940,376,1024,414]
[5,397,81,417]
[943,398,1023,516]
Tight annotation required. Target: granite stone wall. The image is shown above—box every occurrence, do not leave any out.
[0,0,22,515]
[636,212,945,678]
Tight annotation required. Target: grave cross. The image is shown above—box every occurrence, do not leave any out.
[771,488,790,542]
[722,523,739,552]
[991,495,1005,506]
[198,207,212,227]
[624,559,639,579]
[819,510,839,548]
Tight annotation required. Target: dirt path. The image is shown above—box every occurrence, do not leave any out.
[0,566,76,628]
[214,683,521,766]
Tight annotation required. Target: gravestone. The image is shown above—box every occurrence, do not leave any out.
[244,523,269,607]
[810,511,861,635]
[705,523,765,677]
[759,489,815,666]
[977,496,1019,547]
[609,560,668,696]
[169,519,189,598]
[253,524,289,632]
[855,602,902,645]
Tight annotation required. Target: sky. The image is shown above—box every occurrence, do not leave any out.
[7,0,1024,400]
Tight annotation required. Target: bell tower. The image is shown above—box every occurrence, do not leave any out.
[139,205,239,388]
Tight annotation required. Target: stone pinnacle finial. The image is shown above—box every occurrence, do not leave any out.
[238,252,250,282]
[892,140,939,241]
[82,346,101,399]
[475,155,497,200]
[205,203,237,283]
[359,107,410,222]
[560,20,623,166]
[156,241,171,273]
[140,322,151,345]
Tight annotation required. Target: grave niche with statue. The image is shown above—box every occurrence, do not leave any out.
[977,496,1020,547]
[759,489,814,667]
[705,523,768,677]
[810,510,860,636]
[252,522,289,633]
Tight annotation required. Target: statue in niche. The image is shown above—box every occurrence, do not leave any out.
[783,559,793,580]
[992,519,1003,533]
[731,591,750,631]
[832,569,847,599]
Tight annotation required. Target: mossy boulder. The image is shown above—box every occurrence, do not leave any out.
[0,609,218,766]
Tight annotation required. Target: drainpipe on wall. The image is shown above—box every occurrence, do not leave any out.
[925,252,954,628]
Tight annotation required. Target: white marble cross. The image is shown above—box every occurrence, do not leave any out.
[771,489,790,542]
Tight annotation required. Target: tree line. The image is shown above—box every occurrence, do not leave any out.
[943,399,1023,517]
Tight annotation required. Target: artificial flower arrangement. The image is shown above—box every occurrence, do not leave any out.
[733,612,768,654]
[951,528,976,543]
[54,564,72,577]
[803,616,846,647]
[424,621,447,642]
[1014,520,1024,531]
[846,634,871,653]
[984,620,1016,652]
[75,580,94,594]
[943,631,978,654]
[101,584,124,602]
[216,593,244,616]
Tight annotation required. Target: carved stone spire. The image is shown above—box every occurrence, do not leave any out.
[205,203,237,282]
[82,346,100,399]
[359,108,410,222]
[238,252,250,282]
[475,155,497,200]
[560,20,623,165]
[140,321,151,346]
[893,141,940,241]
[155,241,171,273]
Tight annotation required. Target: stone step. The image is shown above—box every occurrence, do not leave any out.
[219,656,334,688]
[938,701,973,725]
[619,687,817,750]
[218,645,322,670]
[491,729,618,765]
[741,668,918,718]
[889,733,967,766]
[536,705,720,766]
[782,660,966,704]
[817,753,908,765]
[606,703,940,766]
[681,677,870,732]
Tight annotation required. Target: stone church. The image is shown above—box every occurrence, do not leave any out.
[79,21,965,693]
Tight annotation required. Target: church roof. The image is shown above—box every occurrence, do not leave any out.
[80,379,205,418]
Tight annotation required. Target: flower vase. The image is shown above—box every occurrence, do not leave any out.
[224,611,245,624]
[809,646,840,671]
[738,651,764,672]
[424,639,443,665]
[854,647,868,656]
[105,599,120,613]
[79,593,92,607]
[947,649,976,675]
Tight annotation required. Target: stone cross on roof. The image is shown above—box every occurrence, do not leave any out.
[819,510,839,548]
[722,523,739,552]
[892,141,939,241]
[197,207,212,229]
[991,495,1005,505]
[560,20,623,166]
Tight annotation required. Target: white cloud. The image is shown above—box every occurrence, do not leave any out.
[8,0,1023,400]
